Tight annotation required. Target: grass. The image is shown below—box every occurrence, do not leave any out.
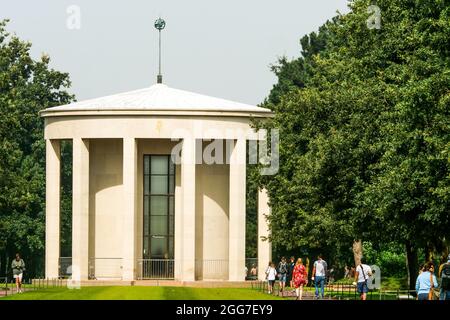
[2,277,409,300]
[1,286,284,300]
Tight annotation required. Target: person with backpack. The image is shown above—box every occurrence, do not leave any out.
[438,254,450,300]
[277,257,288,296]
[11,253,25,293]
[415,261,439,300]
[311,254,327,299]
[353,257,372,300]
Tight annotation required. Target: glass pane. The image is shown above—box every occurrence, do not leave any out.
[150,216,168,235]
[151,237,167,258]
[151,176,168,194]
[144,196,149,215]
[169,237,174,258]
[169,196,174,215]
[151,156,168,175]
[169,158,175,175]
[144,214,149,236]
[169,176,174,194]
[144,175,149,195]
[169,215,174,235]
[144,196,150,237]
[144,156,150,174]
[150,196,168,215]
[143,237,149,259]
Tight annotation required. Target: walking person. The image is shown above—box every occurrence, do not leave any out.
[11,253,25,293]
[265,262,277,295]
[311,254,327,299]
[350,266,356,278]
[438,254,450,300]
[288,256,295,288]
[277,257,288,296]
[353,258,372,300]
[415,261,438,300]
[344,265,350,279]
[250,264,257,280]
[419,263,426,274]
[328,267,335,284]
[292,258,308,300]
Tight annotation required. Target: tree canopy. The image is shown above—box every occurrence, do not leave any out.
[0,19,74,277]
[257,0,449,289]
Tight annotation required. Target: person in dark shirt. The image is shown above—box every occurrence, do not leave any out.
[288,256,295,288]
[277,257,288,295]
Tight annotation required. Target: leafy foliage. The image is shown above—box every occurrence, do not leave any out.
[0,20,74,278]
[256,0,449,288]
[362,241,406,277]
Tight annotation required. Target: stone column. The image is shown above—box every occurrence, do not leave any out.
[72,138,90,281]
[258,188,272,281]
[181,137,196,281]
[228,138,246,281]
[122,138,137,281]
[45,139,61,279]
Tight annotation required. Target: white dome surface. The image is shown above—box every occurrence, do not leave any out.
[43,83,271,114]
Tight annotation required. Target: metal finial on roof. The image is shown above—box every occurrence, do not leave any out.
[154,18,166,84]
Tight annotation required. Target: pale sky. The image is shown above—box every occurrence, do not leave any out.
[1,0,350,105]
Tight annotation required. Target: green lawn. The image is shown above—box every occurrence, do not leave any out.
[1,286,284,300]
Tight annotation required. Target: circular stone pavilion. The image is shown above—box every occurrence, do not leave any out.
[41,82,273,282]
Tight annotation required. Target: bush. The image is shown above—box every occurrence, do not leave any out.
[363,241,406,278]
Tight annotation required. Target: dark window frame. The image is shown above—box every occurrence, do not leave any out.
[143,155,175,259]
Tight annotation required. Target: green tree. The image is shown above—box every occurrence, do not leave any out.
[357,0,450,288]
[252,19,343,264]
[257,0,449,291]
[265,19,337,107]
[0,20,74,278]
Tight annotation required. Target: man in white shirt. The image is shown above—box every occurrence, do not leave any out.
[353,257,372,300]
[311,254,327,299]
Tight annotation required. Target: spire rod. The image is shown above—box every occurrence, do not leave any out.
[154,17,166,84]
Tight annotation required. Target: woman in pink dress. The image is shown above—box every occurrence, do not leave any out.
[293,258,308,300]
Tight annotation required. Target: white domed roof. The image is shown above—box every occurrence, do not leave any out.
[41,83,271,117]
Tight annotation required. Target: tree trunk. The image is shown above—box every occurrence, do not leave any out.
[352,240,362,266]
[0,252,3,277]
[3,242,9,277]
[435,238,449,264]
[424,242,434,262]
[442,243,449,265]
[305,257,310,279]
[5,254,9,279]
[405,241,418,291]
